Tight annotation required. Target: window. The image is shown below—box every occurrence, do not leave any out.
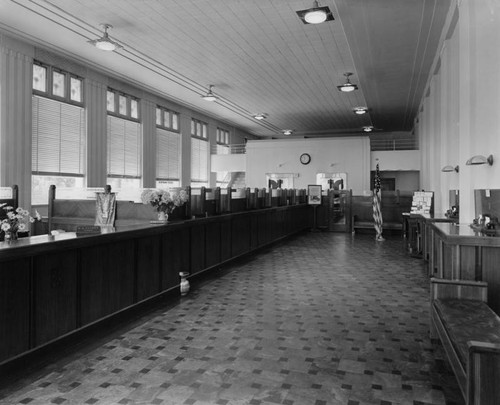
[31,62,85,205]
[106,88,142,195]
[156,106,181,183]
[191,118,207,139]
[107,88,140,121]
[107,115,142,179]
[215,129,230,184]
[157,128,181,182]
[156,106,179,131]
[32,61,83,105]
[191,118,209,185]
[217,128,230,145]
[32,96,86,204]
[191,137,208,185]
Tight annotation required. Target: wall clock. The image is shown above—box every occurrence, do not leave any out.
[300,153,311,165]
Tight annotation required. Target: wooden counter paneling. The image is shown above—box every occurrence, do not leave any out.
[0,204,309,368]
[0,258,30,363]
[136,235,162,302]
[161,227,190,290]
[80,240,135,325]
[34,250,78,346]
[430,222,500,314]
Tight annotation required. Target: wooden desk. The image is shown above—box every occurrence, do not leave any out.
[430,222,500,315]
[0,205,309,368]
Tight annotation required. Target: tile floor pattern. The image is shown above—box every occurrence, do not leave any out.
[0,232,464,405]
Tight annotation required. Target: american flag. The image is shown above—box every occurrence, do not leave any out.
[372,163,384,240]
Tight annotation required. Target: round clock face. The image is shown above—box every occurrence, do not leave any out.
[300,153,311,165]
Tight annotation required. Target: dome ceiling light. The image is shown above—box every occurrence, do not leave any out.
[353,107,368,115]
[253,113,267,120]
[296,0,334,25]
[337,72,358,92]
[88,23,123,51]
[202,85,217,101]
[282,129,293,136]
[363,126,374,132]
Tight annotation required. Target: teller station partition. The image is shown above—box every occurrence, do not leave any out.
[0,187,310,370]
[429,189,500,315]
[47,186,307,232]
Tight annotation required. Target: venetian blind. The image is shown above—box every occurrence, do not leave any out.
[191,137,208,182]
[107,115,141,178]
[157,128,180,180]
[32,95,85,175]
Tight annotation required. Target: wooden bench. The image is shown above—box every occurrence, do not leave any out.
[351,191,412,234]
[430,278,500,404]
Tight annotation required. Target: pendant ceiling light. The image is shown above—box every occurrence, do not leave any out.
[337,72,358,92]
[202,85,217,101]
[88,24,122,51]
[282,129,293,136]
[296,1,334,25]
[363,126,373,132]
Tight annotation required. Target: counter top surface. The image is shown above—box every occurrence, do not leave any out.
[431,222,500,245]
[403,212,458,222]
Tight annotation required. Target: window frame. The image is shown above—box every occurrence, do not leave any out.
[156,106,180,132]
[106,88,141,122]
[191,118,208,140]
[216,127,230,145]
[32,61,84,107]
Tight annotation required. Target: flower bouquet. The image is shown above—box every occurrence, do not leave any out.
[0,203,41,241]
[141,188,189,222]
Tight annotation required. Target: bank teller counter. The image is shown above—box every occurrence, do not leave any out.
[0,203,310,370]
[430,222,500,315]
[403,213,458,259]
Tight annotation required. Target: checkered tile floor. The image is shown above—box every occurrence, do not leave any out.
[0,232,463,404]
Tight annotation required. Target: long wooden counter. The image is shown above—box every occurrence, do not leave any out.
[430,222,500,314]
[0,204,309,367]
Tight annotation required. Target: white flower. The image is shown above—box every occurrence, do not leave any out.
[1,222,11,232]
[18,223,27,232]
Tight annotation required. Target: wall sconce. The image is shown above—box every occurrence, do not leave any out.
[441,165,459,173]
[465,154,494,166]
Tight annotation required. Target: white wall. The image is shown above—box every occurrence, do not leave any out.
[245,137,371,195]
[370,151,420,171]
[418,0,500,220]
[211,154,246,172]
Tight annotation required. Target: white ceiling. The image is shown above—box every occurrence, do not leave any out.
[0,0,451,138]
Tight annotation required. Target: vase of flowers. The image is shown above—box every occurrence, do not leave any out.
[0,203,40,241]
[141,188,189,223]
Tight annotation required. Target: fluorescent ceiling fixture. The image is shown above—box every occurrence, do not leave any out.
[363,126,373,132]
[337,72,358,92]
[202,85,217,101]
[253,113,267,120]
[88,24,122,51]
[353,107,368,115]
[282,129,293,136]
[296,1,334,24]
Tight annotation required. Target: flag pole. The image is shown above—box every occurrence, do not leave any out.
[373,161,385,241]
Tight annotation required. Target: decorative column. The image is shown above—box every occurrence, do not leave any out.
[0,34,34,209]
[85,78,107,187]
[141,99,157,188]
